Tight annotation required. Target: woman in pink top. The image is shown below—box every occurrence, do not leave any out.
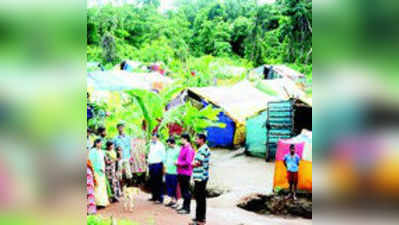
[175,133,195,214]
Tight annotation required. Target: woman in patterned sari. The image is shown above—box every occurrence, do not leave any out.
[87,159,96,214]
[105,141,122,202]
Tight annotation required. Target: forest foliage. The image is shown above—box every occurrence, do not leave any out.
[87,0,312,74]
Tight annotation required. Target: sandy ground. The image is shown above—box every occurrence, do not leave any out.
[98,148,312,225]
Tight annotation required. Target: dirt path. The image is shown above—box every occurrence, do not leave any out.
[98,148,312,225]
[97,193,225,225]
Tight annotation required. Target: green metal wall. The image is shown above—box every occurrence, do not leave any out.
[245,111,268,158]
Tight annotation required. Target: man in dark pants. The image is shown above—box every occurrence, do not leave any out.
[147,133,166,204]
[190,134,211,225]
[176,133,195,214]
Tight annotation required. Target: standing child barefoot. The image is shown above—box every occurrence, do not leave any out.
[284,144,300,200]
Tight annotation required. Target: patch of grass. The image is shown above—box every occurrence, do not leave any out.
[87,215,140,225]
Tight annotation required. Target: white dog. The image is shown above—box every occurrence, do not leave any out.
[122,185,141,212]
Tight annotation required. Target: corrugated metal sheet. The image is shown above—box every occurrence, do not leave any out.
[266,100,294,161]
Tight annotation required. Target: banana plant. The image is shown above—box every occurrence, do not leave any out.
[181,102,226,136]
[125,89,163,141]
[159,81,185,106]
[102,92,144,138]
[125,81,184,139]
[158,101,226,139]
[126,82,226,142]
[157,103,185,139]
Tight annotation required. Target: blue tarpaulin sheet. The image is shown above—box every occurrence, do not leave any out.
[206,111,235,148]
[202,100,235,148]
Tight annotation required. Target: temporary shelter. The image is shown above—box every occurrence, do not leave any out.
[148,63,166,75]
[87,61,104,72]
[250,65,306,85]
[113,60,144,72]
[273,130,312,192]
[244,78,311,158]
[266,98,312,161]
[88,70,173,92]
[255,78,311,105]
[188,81,278,148]
[268,65,305,82]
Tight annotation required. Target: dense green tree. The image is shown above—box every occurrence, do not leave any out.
[277,0,312,63]
[101,32,117,63]
[87,0,312,66]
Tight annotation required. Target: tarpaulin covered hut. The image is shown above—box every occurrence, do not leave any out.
[255,78,309,103]
[188,81,278,148]
[250,65,306,88]
[87,61,104,72]
[88,70,173,93]
[268,65,305,82]
[273,130,312,192]
[245,78,311,158]
[113,60,144,72]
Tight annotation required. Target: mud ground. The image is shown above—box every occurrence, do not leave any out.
[98,148,312,225]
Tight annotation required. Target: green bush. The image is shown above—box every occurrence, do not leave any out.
[87,215,140,225]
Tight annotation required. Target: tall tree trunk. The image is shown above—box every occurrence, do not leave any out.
[250,0,259,63]
[305,48,312,64]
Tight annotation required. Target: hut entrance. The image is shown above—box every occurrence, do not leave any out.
[293,100,312,135]
[266,98,312,161]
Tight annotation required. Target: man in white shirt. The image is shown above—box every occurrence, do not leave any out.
[147,133,166,204]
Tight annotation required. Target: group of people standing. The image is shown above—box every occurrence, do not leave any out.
[86,123,135,214]
[86,122,211,225]
[147,132,211,225]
